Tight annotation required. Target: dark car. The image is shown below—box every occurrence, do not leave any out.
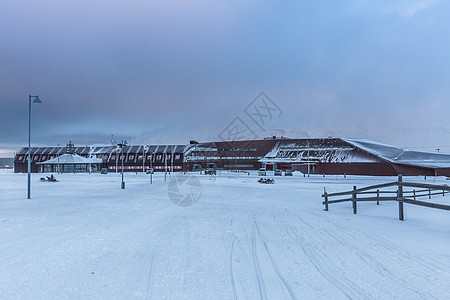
[205,168,216,175]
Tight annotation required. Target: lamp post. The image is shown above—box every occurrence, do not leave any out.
[307,141,310,178]
[57,143,60,174]
[117,140,127,189]
[143,145,149,173]
[164,152,167,181]
[150,152,153,184]
[27,95,42,199]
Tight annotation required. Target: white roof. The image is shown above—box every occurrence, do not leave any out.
[344,138,450,169]
[38,154,102,165]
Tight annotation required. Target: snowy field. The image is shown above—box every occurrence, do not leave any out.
[1,169,450,299]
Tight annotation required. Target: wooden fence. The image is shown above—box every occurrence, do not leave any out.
[322,174,450,221]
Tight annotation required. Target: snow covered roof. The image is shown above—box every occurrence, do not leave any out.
[38,153,102,165]
[344,138,450,169]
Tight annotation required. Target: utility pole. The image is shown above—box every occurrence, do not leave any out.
[142,145,146,173]
[117,140,127,189]
[164,152,167,181]
[307,141,310,178]
[150,152,153,184]
[57,143,60,174]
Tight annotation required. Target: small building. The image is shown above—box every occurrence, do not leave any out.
[37,142,102,173]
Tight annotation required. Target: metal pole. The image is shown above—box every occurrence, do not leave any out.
[150,153,153,184]
[307,141,310,178]
[57,143,60,174]
[352,186,357,214]
[121,145,125,189]
[171,150,174,174]
[398,174,404,221]
[142,145,145,173]
[116,149,118,173]
[27,96,31,199]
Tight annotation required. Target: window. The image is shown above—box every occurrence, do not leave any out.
[111,155,116,160]
[166,155,171,160]
[157,155,161,160]
[18,155,23,160]
[129,155,134,160]
[175,155,181,160]
[138,155,143,160]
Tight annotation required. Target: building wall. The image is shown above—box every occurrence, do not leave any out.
[14,145,185,173]
[14,139,450,176]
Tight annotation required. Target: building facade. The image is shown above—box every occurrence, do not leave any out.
[14,138,450,176]
[14,143,186,173]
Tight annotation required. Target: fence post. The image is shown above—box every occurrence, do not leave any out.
[398,174,404,221]
[429,188,431,199]
[324,187,328,211]
[376,189,380,205]
[352,186,357,214]
[413,190,416,201]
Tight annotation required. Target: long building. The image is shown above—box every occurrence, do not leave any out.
[183,138,450,176]
[14,138,450,176]
[14,143,186,173]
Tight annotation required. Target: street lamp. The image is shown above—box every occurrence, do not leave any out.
[143,145,148,173]
[150,151,154,184]
[27,95,42,199]
[57,143,60,174]
[117,140,127,189]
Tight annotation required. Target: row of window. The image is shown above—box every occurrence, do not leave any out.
[191,147,257,152]
[108,165,182,170]
[17,155,55,162]
[110,154,181,161]
[17,154,182,162]
[185,156,262,161]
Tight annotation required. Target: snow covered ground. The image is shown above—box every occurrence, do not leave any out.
[1,169,450,299]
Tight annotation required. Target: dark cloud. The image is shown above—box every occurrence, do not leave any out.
[2,0,450,156]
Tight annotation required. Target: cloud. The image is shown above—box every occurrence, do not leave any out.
[359,0,439,17]
[1,0,450,156]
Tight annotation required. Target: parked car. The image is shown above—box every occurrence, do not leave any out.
[205,168,216,175]
[258,168,267,176]
[146,168,154,174]
[274,169,282,176]
[100,168,108,174]
[285,170,293,176]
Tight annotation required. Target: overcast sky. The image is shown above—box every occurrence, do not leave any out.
[2,0,450,157]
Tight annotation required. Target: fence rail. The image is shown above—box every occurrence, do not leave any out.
[322,174,450,221]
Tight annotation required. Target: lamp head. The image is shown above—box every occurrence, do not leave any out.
[33,96,42,103]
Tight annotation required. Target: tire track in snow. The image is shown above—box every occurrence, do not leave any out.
[183,217,192,289]
[273,214,369,299]
[254,221,297,300]
[145,215,179,299]
[251,222,268,300]
[228,217,259,300]
[229,234,238,300]
[307,209,450,271]
[296,209,449,296]
[287,210,440,299]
